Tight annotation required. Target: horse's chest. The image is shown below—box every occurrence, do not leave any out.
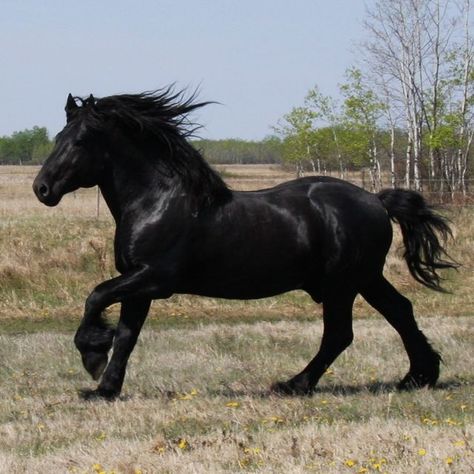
[114,227,180,274]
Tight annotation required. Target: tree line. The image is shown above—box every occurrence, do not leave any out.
[275,0,474,195]
[0,128,285,166]
[192,137,283,164]
[0,126,53,165]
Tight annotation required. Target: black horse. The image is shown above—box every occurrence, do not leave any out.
[33,89,456,400]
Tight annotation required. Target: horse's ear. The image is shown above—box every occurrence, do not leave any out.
[83,94,97,111]
[65,93,78,121]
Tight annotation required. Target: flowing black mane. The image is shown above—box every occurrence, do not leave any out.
[73,88,231,206]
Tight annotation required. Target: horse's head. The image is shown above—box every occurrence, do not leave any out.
[33,94,106,206]
[34,89,230,210]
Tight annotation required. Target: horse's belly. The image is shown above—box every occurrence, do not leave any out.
[178,278,303,300]
[177,256,312,299]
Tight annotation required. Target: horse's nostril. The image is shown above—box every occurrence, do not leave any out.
[39,183,49,197]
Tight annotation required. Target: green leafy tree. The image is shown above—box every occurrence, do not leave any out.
[274,106,317,176]
[304,86,346,177]
[0,126,51,164]
[339,67,386,189]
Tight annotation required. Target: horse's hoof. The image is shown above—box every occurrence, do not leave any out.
[270,379,313,396]
[81,352,108,381]
[270,381,295,395]
[398,372,437,391]
[79,387,119,401]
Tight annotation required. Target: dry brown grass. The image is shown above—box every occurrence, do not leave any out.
[0,165,472,473]
[0,165,472,322]
[0,318,472,473]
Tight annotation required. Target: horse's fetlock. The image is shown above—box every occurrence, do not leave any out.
[75,324,115,353]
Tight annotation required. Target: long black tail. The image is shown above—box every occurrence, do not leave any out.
[377,189,457,291]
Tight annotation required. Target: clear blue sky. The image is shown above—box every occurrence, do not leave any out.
[1,0,370,140]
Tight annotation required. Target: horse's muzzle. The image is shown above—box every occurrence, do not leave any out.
[33,178,60,206]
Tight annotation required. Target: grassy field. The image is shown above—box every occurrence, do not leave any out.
[0,165,472,472]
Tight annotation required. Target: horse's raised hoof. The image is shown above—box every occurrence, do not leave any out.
[81,351,109,381]
[270,377,313,396]
[79,387,119,401]
[397,372,437,391]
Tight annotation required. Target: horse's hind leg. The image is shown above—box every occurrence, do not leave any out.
[272,288,357,395]
[360,276,441,389]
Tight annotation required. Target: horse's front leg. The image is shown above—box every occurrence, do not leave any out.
[80,297,151,400]
[74,267,166,384]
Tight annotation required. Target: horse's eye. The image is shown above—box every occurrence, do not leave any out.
[74,139,85,147]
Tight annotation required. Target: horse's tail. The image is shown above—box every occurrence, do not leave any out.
[377,189,457,291]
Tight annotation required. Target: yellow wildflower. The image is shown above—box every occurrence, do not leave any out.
[152,439,166,455]
[417,448,427,456]
[422,417,438,425]
[445,457,454,465]
[445,418,459,426]
[344,459,357,467]
[225,401,240,408]
[177,438,188,450]
[178,393,193,400]
[243,447,260,455]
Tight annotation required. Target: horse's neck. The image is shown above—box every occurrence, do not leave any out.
[97,141,229,224]
[98,178,122,222]
[98,161,184,224]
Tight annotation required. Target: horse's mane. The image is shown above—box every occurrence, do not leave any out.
[73,87,231,206]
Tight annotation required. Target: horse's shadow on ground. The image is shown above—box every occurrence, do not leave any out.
[78,379,470,401]
[93,378,468,402]
[202,378,468,399]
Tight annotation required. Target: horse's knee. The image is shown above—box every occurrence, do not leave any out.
[85,291,103,316]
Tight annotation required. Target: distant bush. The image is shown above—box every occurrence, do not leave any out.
[0,126,53,165]
[193,136,283,164]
